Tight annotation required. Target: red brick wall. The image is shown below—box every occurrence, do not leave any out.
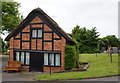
[22,25,30,32]
[22,42,29,49]
[31,16,43,23]
[9,37,14,61]
[44,42,52,50]
[54,33,60,38]
[9,16,66,72]
[44,24,52,31]
[15,33,20,38]
[43,37,66,72]
[44,33,52,40]
[31,39,36,49]
[21,66,29,72]
[32,24,42,28]
[37,39,42,50]
[22,34,30,41]
[14,40,20,49]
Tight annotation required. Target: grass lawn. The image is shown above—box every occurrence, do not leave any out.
[34,53,119,81]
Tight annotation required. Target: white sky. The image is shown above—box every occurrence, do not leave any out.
[10,0,120,38]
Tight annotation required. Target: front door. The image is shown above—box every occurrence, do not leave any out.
[30,52,44,72]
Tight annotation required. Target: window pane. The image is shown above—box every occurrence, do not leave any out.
[16,52,19,61]
[44,53,48,65]
[55,54,60,66]
[21,52,24,65]
[38,30,42,37]
[25,52,30,65]
[32,30,37,37]
[50,54,54,66]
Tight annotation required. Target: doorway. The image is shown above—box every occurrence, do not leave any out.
[30,52,44,72]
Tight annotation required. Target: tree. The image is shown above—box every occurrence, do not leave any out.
[101,35,120,63]
[2,2,23,34]
[0,36,9,53]
[101,35,119,48]
[72,25,99,53]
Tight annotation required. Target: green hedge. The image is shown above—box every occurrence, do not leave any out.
[64,45,76,70]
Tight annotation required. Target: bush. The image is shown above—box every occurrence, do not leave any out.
[64,45,76,70]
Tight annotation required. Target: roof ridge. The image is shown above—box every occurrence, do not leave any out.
[5,8,75,45]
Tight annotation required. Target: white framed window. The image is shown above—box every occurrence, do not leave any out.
[21,52,25,65]
[44,53,48,65]
[32,30,37,37]
[55,54,60,66]
[32,29,42,38]
[15,52,19,61]
[44,53,61,66]
[15,52,30,65]
[25,52,30,65]
[38,30,42,37]
[49,54,54,66]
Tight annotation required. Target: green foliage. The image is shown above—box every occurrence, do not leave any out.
[101,35,120,47]
[0,36,9,53]
[72,25,99,53]
[2,2,23,34]
[65,45,76,70]
[34,54,118,81]
[75,42,80,68]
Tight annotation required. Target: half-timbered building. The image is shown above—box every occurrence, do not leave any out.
[5,8,75,72]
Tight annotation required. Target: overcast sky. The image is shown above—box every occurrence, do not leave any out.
[13,0,119,38]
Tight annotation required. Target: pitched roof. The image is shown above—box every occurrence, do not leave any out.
[5,8,75,45]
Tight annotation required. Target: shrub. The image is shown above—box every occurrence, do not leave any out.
[64,45,76,70]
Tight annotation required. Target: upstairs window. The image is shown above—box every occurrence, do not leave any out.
[38,30,42,37]
[32,30,37,37]
[32,29,42,38]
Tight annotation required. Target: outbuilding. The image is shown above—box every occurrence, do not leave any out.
[5,8,75,72]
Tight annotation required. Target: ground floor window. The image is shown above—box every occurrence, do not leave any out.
[15,52,30,65]
[44,53,48,65]
[44,53,61,66]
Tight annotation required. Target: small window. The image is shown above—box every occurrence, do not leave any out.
[32,29,42,38]
[49,54,54,66]
[38,30,42,37]
[55,54,60,66]
[32,30,37,37]
[21,52,24,65]
[44,53,48,65]
[25,52,30,65]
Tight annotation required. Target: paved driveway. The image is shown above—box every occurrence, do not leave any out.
[1,56,42,81]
